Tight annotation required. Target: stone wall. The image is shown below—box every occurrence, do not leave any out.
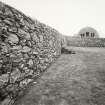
[66,36,105,47]
[0,1,62,103]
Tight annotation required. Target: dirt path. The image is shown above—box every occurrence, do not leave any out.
[15,48,105,105]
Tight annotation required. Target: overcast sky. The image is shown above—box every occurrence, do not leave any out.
[1,0,105,37]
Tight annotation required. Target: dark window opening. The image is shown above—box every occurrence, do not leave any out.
[93,33,95,37]
[86,32,89,37]
[80,34,85,38]
[91,33,95,37]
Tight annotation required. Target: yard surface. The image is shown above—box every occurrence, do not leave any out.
[15,47,105,105]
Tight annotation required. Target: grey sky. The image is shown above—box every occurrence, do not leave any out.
[1,0,105,37]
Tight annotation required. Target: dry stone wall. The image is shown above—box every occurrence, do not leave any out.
[66,37,105,47]
[0,1,62,103]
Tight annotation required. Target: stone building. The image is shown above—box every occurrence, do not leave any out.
[78,27,99,38]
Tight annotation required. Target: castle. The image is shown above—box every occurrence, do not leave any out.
[77,27,99,38]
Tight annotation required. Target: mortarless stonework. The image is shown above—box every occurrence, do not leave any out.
[0,1,62,102]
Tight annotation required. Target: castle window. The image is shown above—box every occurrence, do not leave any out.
[80,34,83,38]
[86,32,89,37]
[91,33,93,37]
[80,34,85,38]
[93,33,95,37]
[91,33,95,37]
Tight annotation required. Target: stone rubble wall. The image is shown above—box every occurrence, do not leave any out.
[0,1,62,103]
[66,36,105,47]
